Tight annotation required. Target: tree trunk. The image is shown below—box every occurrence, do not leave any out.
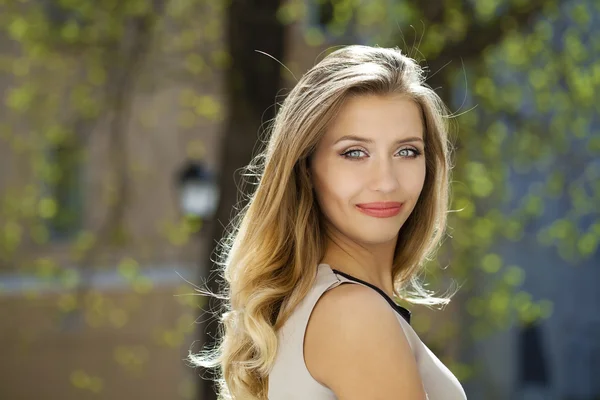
[198,0,286,399]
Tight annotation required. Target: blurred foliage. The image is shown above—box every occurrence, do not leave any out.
[0,0,599,397]
[0,0,218,398]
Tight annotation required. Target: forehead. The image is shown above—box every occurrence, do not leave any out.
[322,94,424,144]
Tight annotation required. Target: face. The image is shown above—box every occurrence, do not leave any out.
[309,94,426,246]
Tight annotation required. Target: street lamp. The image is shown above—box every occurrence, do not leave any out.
[176,160,221,399]
[176,160,219,223]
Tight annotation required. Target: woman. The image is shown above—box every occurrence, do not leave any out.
[190,45,467,399]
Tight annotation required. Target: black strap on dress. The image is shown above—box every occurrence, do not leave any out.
[331,268,411,325]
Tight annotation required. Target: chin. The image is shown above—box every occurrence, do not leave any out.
[353,230,400,245]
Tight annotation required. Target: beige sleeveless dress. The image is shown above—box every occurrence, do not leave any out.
[267,263,467,399]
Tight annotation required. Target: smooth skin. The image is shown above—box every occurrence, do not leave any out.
[305,94,428,399]
[304,283,426,399]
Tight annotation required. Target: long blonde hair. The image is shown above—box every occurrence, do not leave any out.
[189,45,454,399]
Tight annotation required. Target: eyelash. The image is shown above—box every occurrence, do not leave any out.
[340,147,423,160]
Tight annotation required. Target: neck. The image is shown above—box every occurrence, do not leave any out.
[320,233,397,299]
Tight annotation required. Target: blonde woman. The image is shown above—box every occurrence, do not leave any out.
[190,45,467,400]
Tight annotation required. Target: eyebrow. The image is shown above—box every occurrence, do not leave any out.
[333,135,424,146]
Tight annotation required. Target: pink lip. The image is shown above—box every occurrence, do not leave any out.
[355,202,403,218]
[356,202,403,209]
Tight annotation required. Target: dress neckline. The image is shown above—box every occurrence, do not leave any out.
[327,266,412,325]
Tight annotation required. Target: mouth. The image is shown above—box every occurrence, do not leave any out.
[355,203,403,218]
[355,202,403,210]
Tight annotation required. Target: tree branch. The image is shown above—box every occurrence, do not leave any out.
[64,9,163,330]
[400,0,559,105]
[435,1,553,64]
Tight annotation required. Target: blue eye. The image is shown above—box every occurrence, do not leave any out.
[398,148,421,157]
[341,149,367,159]
[341,147,422,160]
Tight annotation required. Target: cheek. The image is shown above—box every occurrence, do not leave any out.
[411,170,427,193]
[313,168,362,213]
[402,161,427,193]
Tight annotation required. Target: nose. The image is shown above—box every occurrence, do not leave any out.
[369,157,400,193]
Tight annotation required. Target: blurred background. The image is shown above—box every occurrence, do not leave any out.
[0,0,598,399]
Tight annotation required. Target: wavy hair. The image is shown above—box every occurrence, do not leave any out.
[189,45,454,399]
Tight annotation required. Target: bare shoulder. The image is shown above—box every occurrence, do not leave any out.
[304,283,426,400]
